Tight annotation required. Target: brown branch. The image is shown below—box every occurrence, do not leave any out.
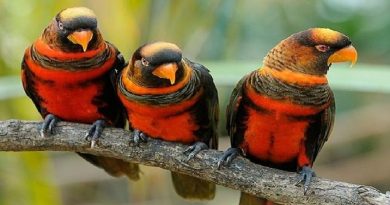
[0,119,388,205]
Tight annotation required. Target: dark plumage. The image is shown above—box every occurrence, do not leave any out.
[218,28,357,204]
[21,7,140,180]
[117,41,219,200]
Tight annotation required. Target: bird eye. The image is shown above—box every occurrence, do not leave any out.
[141,58,149,66]
[58,21,64,30]
[315,45,330,52]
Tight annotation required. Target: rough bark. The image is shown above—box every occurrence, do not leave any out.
[0,119,388,205]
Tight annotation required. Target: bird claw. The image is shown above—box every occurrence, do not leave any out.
[39,114,59,138]
[84,132,91,141]
[183,142,208,162]
[84,120,105,148]
[129,129,148,146]
[295,166,316,195]
[39,130,45,138]
[217,147,242,169]
[90,140,97,148]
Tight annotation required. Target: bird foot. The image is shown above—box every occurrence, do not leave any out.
[183,142,208,162]
[85,120,105,148]
[295,166,316,195]
[129,129,148,146]
[39,114,59,138]
[217,147,242,169]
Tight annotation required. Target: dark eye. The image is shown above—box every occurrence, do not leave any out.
[58,21,64,30]
[141,58,149,66]
[315,45,330,52]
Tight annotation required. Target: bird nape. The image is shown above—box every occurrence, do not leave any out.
[218,27,358,205]
[21,6,140,180]
[117,41,219,200]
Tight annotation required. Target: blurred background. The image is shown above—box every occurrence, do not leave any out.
[0,0,389,204]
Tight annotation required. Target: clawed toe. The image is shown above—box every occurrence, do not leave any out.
[295,166,316,195]
[183,142,208,162]
[217,147,242,169]
[39,114,59,138]
[85,120,105,148]
[129,129,148,146]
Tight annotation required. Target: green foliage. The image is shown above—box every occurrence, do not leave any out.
[0,152,61,205]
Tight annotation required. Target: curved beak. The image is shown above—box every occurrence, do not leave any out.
[67,30,93,52]
[328,45,358,67]
[152,63,178,85]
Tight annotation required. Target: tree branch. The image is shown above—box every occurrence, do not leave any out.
[0,119,388,205]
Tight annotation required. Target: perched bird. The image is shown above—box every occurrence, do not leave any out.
[218,28,358,204]
[21,7,139,180]
[117,42,219,200]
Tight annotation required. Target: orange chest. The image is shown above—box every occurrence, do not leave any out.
[24,45,116,123]
[36,80,104,123]
[241,88,325,163]
[119,93,200,144]
[243,106,310,163]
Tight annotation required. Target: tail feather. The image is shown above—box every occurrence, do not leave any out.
[240,192,279,205]
[171,171,215,200]
[77,153,140,180]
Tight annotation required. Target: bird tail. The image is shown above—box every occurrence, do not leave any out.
[239,192,279,205]
[171,171,215,200]
[77,153,140,180]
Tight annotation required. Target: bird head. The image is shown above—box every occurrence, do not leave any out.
[128,42,185,87]
[263,28,358,75]
[43,7,102,52]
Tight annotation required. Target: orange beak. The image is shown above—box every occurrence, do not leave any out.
[67,30,93,52]
[328,45,358,67]
[152,63,178,85]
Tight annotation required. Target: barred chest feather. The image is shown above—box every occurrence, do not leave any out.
[240,69,332,167]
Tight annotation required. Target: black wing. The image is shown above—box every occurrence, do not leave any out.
[188,59,219,149]
[226,75,248,147]
[104,42,128,128]
[21,49,45,116]
[305,91,335,163]
[107,41,128,91]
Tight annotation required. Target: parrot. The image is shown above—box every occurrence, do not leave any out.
[117,41,219,200]
[21,7,139,180]
[217,28,358,205]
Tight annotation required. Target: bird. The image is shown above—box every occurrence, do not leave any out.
[117,41,219,200]
[217,28,358,204]
[21,7,140,180]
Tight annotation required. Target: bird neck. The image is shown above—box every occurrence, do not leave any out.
[258,66,328,86]
[249,67,332,107]
[34,37,107,61]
